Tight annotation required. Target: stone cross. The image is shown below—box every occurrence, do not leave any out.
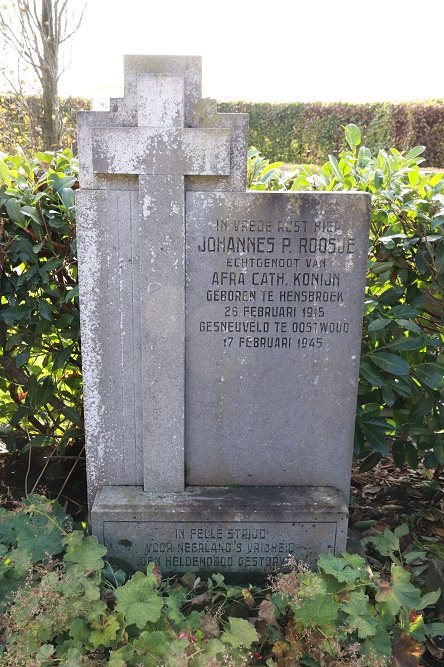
[90,74,230,494]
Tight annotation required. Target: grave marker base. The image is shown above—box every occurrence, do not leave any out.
[91,485,348,576]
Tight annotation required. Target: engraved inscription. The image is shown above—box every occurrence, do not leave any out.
[103,521,338,572]
[192,214,355,351]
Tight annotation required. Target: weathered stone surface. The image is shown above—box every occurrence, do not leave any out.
[77,56,241,503]
[77,55,371,576]
[185,191,370,500]
[92,486,348,574]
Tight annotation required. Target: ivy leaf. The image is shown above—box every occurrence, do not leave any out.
[62,532,107,571]
[375,565,421,614]
[69,617,91,644]
[17,514,63,562]
[115,571,164,629]
[361,626,392,657]
[342,591,378,638]
[89,613,121,649]
[35,644,55,661]
[318,553,361,583]
[293,594,338,628]
[131,629,171,660]
[221,617,259,648]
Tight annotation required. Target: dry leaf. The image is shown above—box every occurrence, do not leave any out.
[258,597,279,627]
[190,593,212,606]
[242,588,255,608]
[392,630,424,667]
[152,564,162,587]
[198,613,220,637]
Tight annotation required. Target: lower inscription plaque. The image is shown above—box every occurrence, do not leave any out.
[103,521,337,572]
[92,486,348,575]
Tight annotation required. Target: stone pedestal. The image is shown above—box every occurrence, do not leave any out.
[92,486,348,575]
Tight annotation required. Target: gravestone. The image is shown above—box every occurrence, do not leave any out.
[76,55,371,576]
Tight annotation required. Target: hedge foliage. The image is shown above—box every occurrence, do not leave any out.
[219,100,444,167]
[2,95,444,168]
[0,150,82,470]
[0,95,89,155]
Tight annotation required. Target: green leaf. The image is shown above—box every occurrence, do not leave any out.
[318,553,361,583]
[1,304,32,323]
[392,440,406,468]
[130,629,172,663]
[414,364,444,390]
[36,644,55,661]
[38,300,52,321]
[359,451,382,472]
[405,146,426,160]
[378,285,405,305]
[27,434,54,448]
[36,376,55,408]
[343,591,378,638]
[41,258,62,273]
[359,422,389,454]
[345,123,361,150]
[328,154,343,182]
[381,383,396,407]
[115,571,164,629]
[221,617,259,648]
[388,334,427,352]
[5,198,26,225]
[375,565,421,614]
[367,317,391,332]
[62,406,81,423]
[395,318,421,334]
[53,344,75,371]
[89,613,121,649]
[63,532,107,571]
[371,350,410,376]
[424,622,444,637]
[360,362,385,387]
[65,284,79,302]
[21,205,42,225]
[49,174,77,193]
[17,514,64,562]
[417,588,441,610]
[293,594,338,628]
[361,627,392,657]
[386,376,416,398]
[15,349,30,368]
[0,159,12,186]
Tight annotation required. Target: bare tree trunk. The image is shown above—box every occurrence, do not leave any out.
[41,0,60,150]
[0,0,86,153]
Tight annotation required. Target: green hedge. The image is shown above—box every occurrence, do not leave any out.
[218,100,444,167]
[0,95,90,155]
[1,96,444,167]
